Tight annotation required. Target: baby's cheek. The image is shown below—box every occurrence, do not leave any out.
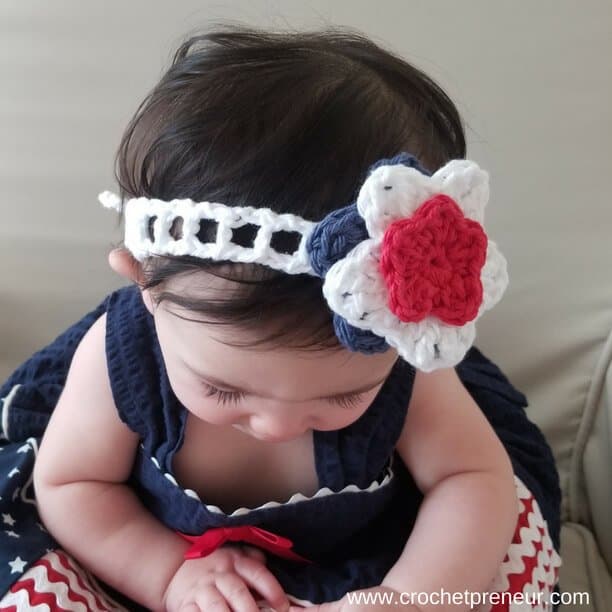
[189,397,239,425]
[170,381,237,425]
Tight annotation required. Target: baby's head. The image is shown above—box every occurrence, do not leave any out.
[108,23,465,441]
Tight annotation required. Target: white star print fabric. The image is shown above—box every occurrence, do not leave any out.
[0,435,134,610]
[0,437,58,592]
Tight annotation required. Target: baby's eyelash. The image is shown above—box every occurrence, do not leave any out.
[328,393,364,409]
[201,382,364,409]
[201,383,246,406]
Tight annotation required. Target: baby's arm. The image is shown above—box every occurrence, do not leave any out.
[381,367,519,610]
[32,313,190,609]
[32,313,289,612]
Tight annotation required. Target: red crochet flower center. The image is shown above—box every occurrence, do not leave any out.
[379,194,487,326]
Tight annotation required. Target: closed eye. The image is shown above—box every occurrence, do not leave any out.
[201,382,246,406]
[328,393,365,409]
[201,382,364,409]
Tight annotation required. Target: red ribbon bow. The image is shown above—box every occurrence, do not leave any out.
[178,525,312,564]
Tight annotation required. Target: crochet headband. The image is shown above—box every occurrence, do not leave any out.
[99,153,508,372]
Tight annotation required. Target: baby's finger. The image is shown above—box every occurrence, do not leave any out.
[233,554,290,612]
[214,573,260,612]
[240,544,267,564]
[192,583,232,612]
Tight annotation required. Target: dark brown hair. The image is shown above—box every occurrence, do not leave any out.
[112,22,466,351]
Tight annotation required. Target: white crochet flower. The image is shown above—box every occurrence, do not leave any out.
[321,159,508,372]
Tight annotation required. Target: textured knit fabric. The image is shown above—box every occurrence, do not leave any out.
[0,284,562,608]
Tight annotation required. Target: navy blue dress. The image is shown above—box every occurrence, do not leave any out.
[0,284,562,609]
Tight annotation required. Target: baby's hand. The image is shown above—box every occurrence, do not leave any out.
[162,545,290,612]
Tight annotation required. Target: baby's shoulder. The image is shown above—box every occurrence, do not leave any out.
[34,308,139,488]
[59,310,109,404]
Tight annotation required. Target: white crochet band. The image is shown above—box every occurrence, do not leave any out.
[99,158,508,371]
[98,193,318,275]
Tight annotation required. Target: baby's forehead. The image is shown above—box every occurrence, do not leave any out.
[159,303,395,376]
[160,303,325,358]
[174,335,396,403]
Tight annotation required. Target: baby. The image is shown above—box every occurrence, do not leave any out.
[0,24,562,612]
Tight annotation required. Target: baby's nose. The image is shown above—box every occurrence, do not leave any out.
[249,413,311,440]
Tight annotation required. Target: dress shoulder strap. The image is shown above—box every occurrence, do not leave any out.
[105,284,184,464]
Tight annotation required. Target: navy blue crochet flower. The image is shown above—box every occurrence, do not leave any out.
[367,152,431,177]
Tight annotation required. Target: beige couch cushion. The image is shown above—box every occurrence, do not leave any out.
[582,338,612,564]
[560,524,612,611]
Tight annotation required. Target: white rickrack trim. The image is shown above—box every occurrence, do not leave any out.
[12,437,39,506]
[0,550,130,612]
[99,192,318,276]
[148,452,395,518]
[483,474,562,612]
[0,383,21,441]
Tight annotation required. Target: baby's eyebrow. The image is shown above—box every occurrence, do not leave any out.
[191,369,390,400]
